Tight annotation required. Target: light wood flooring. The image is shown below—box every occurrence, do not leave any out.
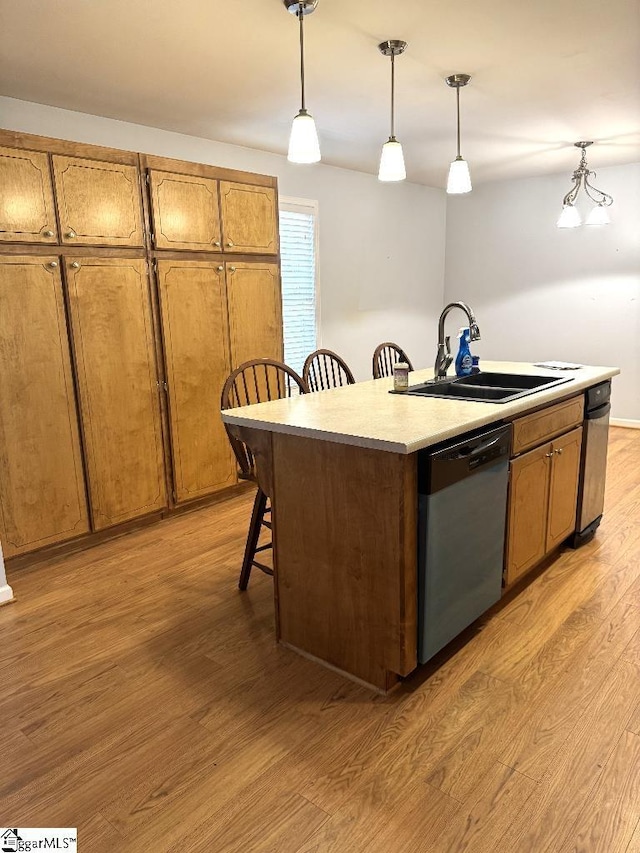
[2,427,640,852]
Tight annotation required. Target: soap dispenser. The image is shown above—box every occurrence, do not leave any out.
[455,327,473,377]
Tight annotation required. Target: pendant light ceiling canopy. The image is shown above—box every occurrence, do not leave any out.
[445,74,472,194]
[557,141,613,228]
[284,0,321,164]
[377,39,407,183]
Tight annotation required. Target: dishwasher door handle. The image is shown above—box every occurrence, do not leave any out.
[457,434,504,459]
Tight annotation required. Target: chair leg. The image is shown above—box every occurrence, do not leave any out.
[239,488,268,590]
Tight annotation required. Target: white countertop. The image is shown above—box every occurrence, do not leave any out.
[221,361,619,454]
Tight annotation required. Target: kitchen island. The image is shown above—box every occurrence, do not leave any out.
[222,361,619,691]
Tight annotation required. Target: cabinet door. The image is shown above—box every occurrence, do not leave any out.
[148,170,222,252]
[157,260,236,502]
[0,147,57,244]
[220,182,278,254]
[0,256,89,556]
[226,262,283,368]
[547,426,583,552]
[52,156,144,247]
[66,258,166,529]
[505,442,552,585]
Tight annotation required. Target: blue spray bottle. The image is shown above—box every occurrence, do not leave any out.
[455,327,473,377]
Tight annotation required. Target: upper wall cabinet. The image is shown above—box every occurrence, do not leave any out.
[220,182,278,255]
[0,146,58,243]
[149,170,222,252]
[52,155,144,247]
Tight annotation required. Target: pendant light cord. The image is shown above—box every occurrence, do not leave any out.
[390,52,395,139]
[298,5,306,111]
[456,85,461,158]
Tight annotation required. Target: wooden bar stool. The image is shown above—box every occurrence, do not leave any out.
[303,348,356,392]
[221,358,308,589]
[372,342,414,379]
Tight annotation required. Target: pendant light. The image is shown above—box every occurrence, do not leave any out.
[284,0,320,164]
[377,40,407,182]
[445,74,472,194]
[557,141,613,228]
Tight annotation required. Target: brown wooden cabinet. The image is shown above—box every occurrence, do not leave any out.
[226,261,283,367]
[66,257,167,529]
[0,146,57,244]
[0,256,89,556]
[156,259,236,502]
[52,155,144,247]
[148,170,222,252]
[0,130,282,560]
[505,420,583,586]
[220,181,278,254]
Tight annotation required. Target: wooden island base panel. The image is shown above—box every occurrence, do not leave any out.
[225,361,619,692]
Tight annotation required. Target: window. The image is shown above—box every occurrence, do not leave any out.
[279,198,319,378]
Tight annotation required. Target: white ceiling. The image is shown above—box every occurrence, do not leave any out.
[1,0,639,187]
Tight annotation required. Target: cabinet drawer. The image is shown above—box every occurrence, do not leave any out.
[512,395,584,455]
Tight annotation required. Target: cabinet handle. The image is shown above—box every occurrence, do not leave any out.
[214,241,221,247]
[43,230,54,238]
[67,230,77,239]
[226,240,234,247]
[71,261,81,269]
[217,265,224,272]
[555,448,564,455]
[48,261,58,268]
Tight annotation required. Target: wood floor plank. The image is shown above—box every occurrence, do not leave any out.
[498,660,640,853]
[421,762,538,853]
[501,600,640,779]
[558,730,640,853]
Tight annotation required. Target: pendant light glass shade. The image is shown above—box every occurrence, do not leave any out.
[445,74,472,195]
[447,156,472,194]
[586,203,611,226]
[377,40,407,182]
[284,0,320,164]
[379,139,406,182]
[556,204,581,228]
[288,109,321,163]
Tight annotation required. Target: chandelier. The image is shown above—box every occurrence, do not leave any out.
[557,141,613,228]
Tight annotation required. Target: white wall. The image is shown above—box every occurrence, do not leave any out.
[0,96,446,380]
[444,164,640,420]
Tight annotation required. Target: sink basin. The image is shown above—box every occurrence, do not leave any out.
[395,372,573,404]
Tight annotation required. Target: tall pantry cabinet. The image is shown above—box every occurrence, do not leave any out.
[0,131,282,560]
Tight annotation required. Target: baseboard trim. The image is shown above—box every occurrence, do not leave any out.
[611,418,640,430]
[0,584,15,606]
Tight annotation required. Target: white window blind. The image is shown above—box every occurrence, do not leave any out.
[279,201,318,378]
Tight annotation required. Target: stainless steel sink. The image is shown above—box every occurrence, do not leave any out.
[395,372,573,403]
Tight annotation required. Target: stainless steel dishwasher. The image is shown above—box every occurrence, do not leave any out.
[418,424,511,664]
[572,379,611,547]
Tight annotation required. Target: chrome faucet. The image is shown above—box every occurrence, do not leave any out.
[433,301,481,381]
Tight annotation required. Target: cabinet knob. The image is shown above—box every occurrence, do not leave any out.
[214,241,221,247]
[555,448,564,455]
[67,230,77,239]
[48,261,58,268]
[226,241,234,247]
[229,266,236,273]
[43,230,55,238]
[217,265,224,272]
[545,452,554,458]
[70,261,81,269]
